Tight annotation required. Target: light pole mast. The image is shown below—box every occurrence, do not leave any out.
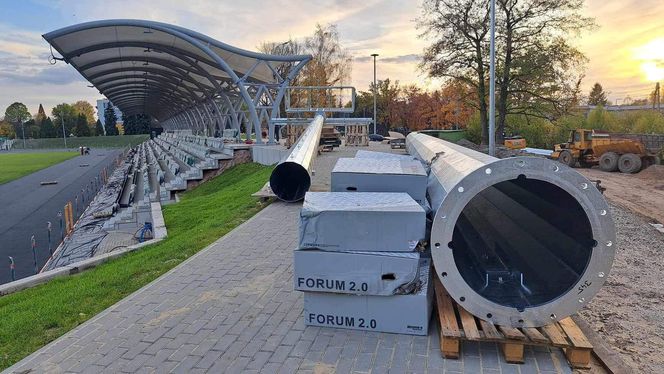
[61,116,67,148]
[371,53,379,135]
[21,120,26,148]
[488,0,496,156]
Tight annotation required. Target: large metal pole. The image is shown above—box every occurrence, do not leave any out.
[489,0,496,156]
[371,53,378,135]
[407,133,616,327]
[269,114,325,202]
[61,116,67,148]
[21,120,26,148]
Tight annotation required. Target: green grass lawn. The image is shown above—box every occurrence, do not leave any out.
[11,135,149,150]
[0,152,78,185]
[0,162,273,369]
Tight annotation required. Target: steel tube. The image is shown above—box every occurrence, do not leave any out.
[407,133,616,327]
[269,114,324,202]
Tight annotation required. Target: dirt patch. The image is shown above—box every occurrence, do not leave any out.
[576,167,664,224]
[579,205,664,373]
[637,164,664,181]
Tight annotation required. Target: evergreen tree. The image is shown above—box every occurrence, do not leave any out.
[124,114,152,135]
[588,83,609,106]
[23,119,40,138]
[40,117,57,138]
[104,104,119,136]
[35,104,47,125]
[74,113,91,137]
[95,119,104,136]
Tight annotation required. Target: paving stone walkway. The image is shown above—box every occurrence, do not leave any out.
[6,144,575,374]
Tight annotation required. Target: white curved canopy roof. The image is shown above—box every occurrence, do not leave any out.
[43,20,311,121]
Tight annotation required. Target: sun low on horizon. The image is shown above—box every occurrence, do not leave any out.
[634,38,664,83]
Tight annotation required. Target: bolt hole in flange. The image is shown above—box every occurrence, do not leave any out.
[450,176,594,311]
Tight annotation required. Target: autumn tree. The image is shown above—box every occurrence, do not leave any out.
[299,24,352,109]
[588,83,608,106]
[72,100,96,127]
[4,102,31,138]
[0,120,15,139]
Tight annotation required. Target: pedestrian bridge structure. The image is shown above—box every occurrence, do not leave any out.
[44,19,311,144]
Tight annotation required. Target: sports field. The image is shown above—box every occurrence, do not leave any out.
[0,152,78,185]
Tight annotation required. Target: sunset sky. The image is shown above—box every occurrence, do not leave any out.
[1,0,663,117]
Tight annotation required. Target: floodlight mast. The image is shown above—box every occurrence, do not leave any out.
[406,132,616,327]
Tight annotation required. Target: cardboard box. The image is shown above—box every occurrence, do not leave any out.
[293,249,422,295]
[331,158,427,204]
[299,192,426,252]
[303,259,433,336]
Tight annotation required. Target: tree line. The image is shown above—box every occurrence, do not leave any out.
[0,101,152,140]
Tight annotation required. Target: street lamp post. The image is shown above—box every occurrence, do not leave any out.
[488,0,496,156]
[20,120,26,148]
[371,53,379,135]
[61,115,67,148]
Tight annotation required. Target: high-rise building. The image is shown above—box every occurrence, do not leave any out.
[96,99,123,134]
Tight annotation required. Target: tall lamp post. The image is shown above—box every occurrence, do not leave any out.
[61,115,67,148]
[371,53,379,135]
[488,0,496,156]
[21,120,26,148]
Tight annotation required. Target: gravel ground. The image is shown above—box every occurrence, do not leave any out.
[579,204,664,373]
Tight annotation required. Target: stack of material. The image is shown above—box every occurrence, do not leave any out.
[295,152,434,335]
[330,156,427,206]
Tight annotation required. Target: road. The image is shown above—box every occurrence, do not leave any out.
[0,149,122,284]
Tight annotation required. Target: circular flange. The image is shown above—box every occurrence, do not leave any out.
[430,156,616,327]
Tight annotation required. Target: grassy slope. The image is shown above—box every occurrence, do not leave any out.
[0,162,273,369]
[12,135,149,150]
[0,152,78,185]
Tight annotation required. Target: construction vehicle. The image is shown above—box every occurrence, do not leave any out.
[551,129,664,173]
[504,135,527,150]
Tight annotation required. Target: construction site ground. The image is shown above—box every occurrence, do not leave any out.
[574,166,664,373]
[577,166,664,225]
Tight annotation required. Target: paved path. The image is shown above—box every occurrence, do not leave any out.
[6,144,574,373]
[0,149,121,283]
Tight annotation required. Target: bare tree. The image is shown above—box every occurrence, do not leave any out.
[301,24,352,88]
[258,38,304,86]
[419,0,592,144]
[495,0,592,141]
[419,0,491,144]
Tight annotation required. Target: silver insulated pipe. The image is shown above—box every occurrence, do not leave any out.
[407,133,616,327]
[270,114,325,202]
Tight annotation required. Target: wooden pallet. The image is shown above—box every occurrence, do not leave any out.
[434,277,593,368]
[345,124,369,146]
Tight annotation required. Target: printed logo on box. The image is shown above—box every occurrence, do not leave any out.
[297,277,368,292]
[307,313,377,329]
